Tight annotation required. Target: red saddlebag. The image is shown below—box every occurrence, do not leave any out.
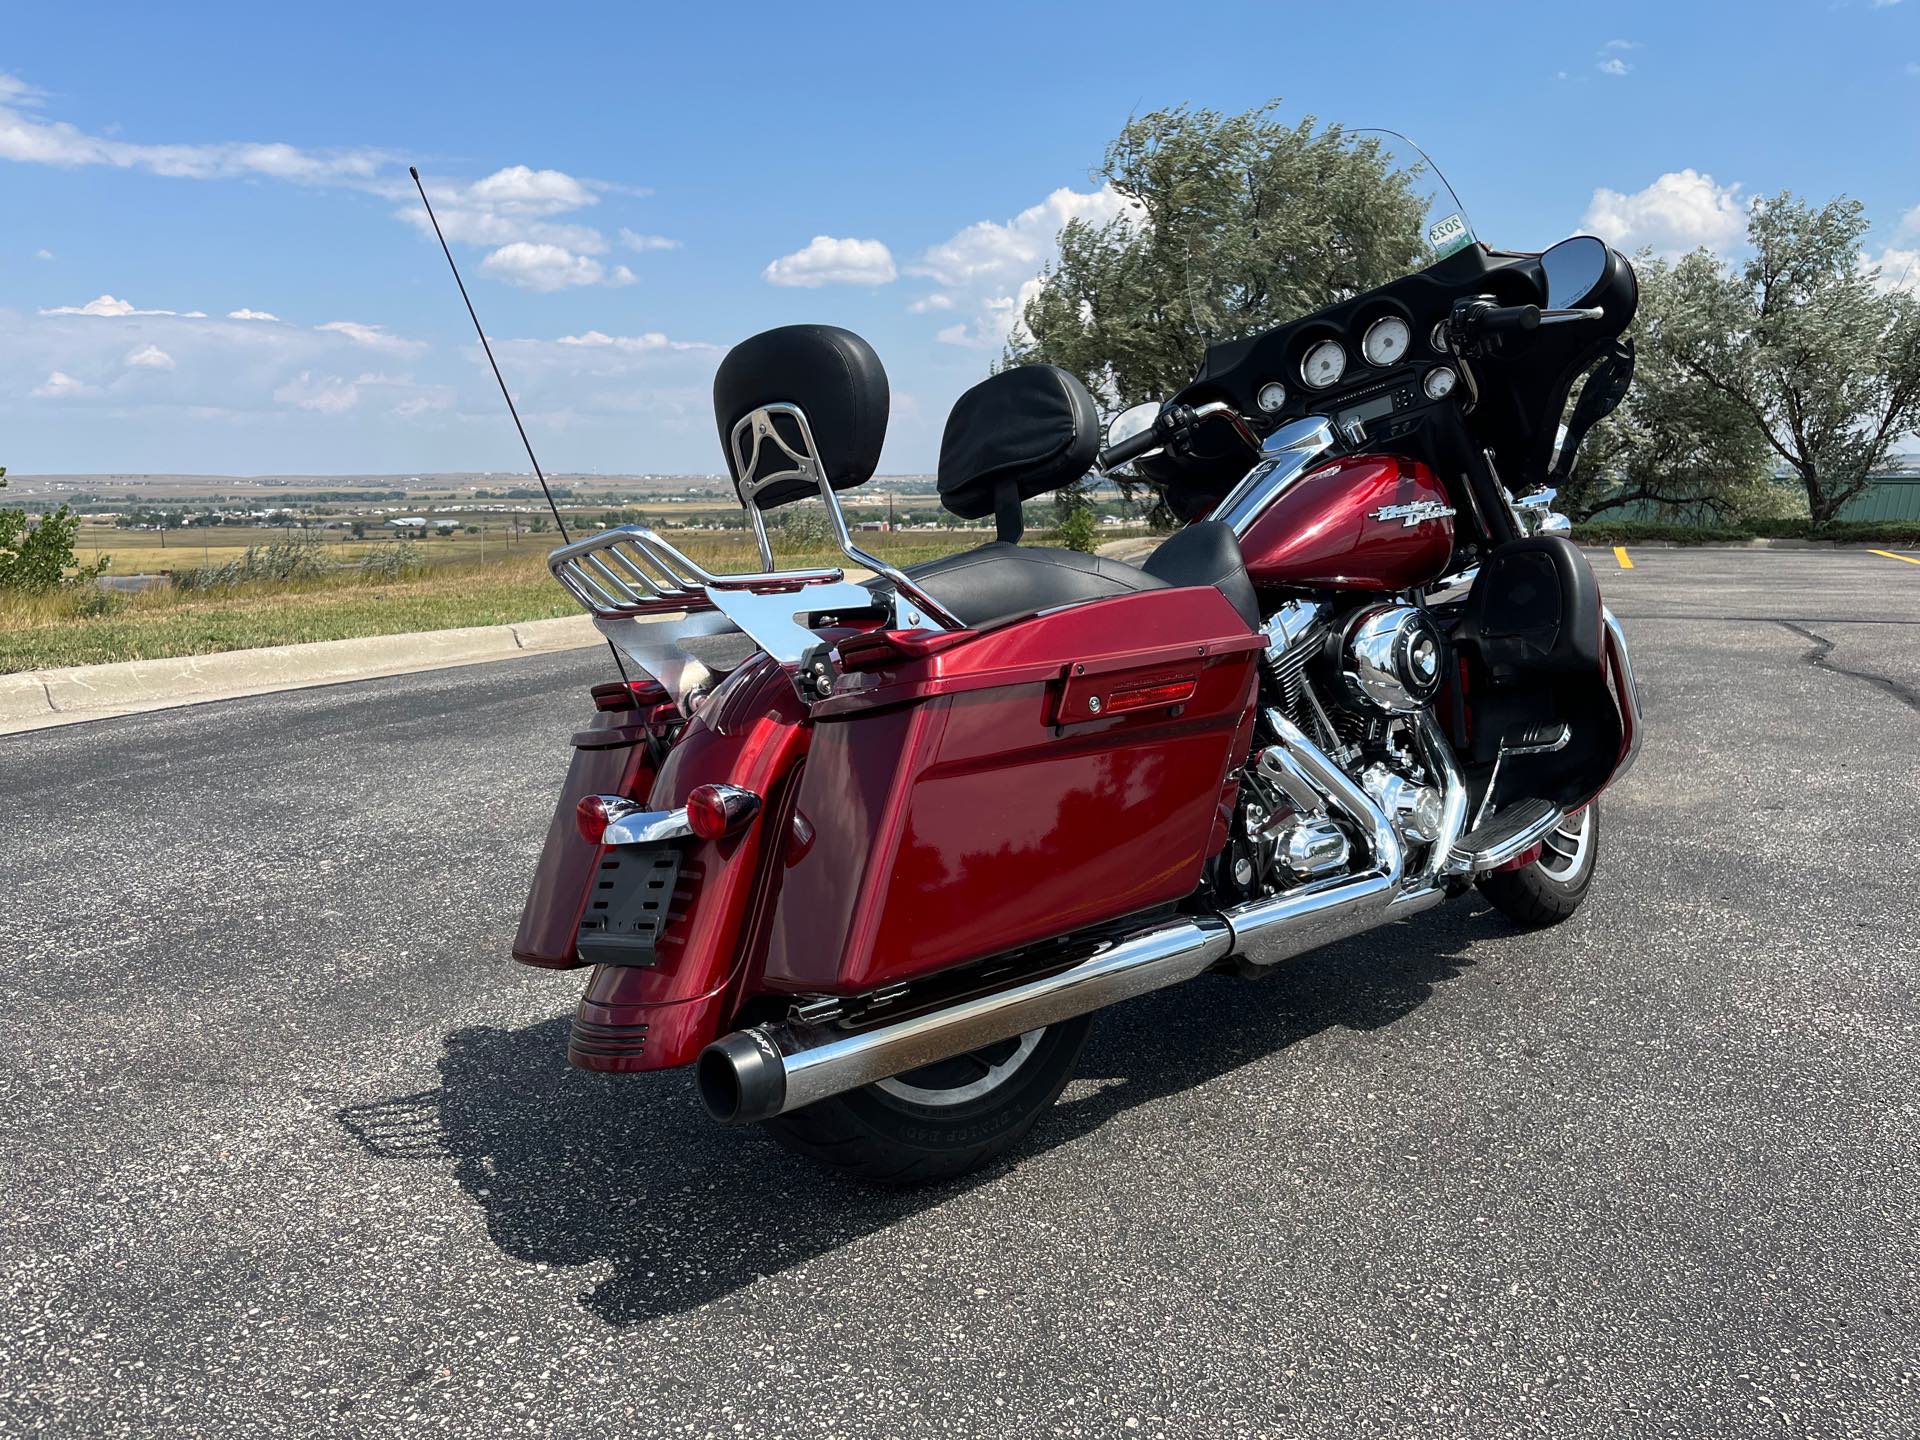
[761,586,1264,994]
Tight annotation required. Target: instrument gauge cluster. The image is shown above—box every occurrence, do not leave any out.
[1300,340,1347,390]
[1362,316,1411,367]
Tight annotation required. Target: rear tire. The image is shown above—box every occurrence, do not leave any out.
[763,1017,1093,1185]
[1476,803,1600,928]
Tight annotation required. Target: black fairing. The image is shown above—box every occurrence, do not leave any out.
[1143,241,1638,521]
[1453,536,1621,810]
[712,324,889,508]
[938,365,1100,519]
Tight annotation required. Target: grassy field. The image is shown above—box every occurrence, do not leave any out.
[1,529,1030,673]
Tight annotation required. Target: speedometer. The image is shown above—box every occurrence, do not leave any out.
[1300,340,1346,390]
[1362,316,1411,367]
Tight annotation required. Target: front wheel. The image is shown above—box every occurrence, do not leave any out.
[1476,803,1600,928]
[764,1017,1092,1185]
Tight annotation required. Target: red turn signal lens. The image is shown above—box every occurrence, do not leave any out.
[685,784,761,841]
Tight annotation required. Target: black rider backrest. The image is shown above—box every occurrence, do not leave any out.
[712,324,889,508]
[937,365,1100,521]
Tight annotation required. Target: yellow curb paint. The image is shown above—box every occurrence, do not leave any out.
[1613,546,1634,569]
[1868,549,1920,566]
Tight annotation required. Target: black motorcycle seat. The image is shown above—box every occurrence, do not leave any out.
[889,520,1259,631]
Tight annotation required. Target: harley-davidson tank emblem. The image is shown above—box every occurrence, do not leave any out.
[1368,500,1457,529]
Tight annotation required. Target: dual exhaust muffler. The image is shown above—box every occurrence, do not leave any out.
[696,713,1460,1126]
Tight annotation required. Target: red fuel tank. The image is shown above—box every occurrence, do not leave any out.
[1238,454,1455,592]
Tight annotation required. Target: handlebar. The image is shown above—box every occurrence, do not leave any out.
[1449,296,1605,356]
[1097,400,1262,472]
[1097,419,1166,471]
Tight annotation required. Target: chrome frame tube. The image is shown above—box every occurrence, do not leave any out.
[728,401,963,630]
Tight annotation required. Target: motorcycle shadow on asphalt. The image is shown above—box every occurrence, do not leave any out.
[337,897,1492,1326]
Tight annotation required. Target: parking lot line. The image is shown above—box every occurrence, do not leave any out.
[1868,548,1920,566]
[1613,546,1634,569]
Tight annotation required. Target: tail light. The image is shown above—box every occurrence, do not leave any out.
[686,784,761,840]
[576,794,639,844]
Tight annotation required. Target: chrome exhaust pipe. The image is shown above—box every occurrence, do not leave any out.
[697,715,1461,1125]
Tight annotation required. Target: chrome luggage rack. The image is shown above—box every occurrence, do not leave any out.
[548,400,961,711]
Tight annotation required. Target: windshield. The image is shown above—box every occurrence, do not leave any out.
[1182,128,1477,347]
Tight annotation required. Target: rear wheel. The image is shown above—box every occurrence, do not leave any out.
[764,1017,1092,1185]
[1476,803,1600,927]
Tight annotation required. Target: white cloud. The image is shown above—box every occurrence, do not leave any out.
[227,308,279,321]
[125,344,175,370]
[274,370,364,414]
[762,235,897,288]
[31,369,93,398]
[400,165,615,255]
[1864,245,1920,295]
[553,330,715,352]
[314,320,426,355]
[0,74,387,183]
[34,247,52,260]
[466,164,594,212]
[1596,38,1638,76]
[40,293,178,317]
[0,72,46,108]
[1581,170,1749,257]
[619,228,680,252]
[479,241,634,291]
[910,185,1140,348]
[911,186,1138,290]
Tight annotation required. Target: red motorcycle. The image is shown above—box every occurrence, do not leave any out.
[511,154,1642,1184]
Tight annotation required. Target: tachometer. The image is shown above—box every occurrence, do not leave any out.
[1362,316,1411,367]
[1300,340,1346,390]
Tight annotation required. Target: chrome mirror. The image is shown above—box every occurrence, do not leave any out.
[1105,402,1161,458]
[1540,236,1611,311]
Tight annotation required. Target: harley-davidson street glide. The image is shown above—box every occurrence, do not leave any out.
[510,135,1643,1183]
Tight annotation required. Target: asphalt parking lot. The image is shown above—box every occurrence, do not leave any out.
[3,546,1917,1438]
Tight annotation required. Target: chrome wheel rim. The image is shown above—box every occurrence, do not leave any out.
[1536,808,1593,882]
[873,1029,1043,1107]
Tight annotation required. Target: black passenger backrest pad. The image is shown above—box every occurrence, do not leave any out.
[937,365,1100,519]
[712,325,889,508]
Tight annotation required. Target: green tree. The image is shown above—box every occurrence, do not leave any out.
[0,500,111,592]
[1564,256,1780,522]
[1052,504,1100,554]
[1008,104,1431,412]
[777,503,834,548]
[1656,194,1920,525]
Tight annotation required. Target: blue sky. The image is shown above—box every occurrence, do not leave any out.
[4,0,1917,477]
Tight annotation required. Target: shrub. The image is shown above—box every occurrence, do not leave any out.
[0,502,111,592]
[172,536,333,592]
[1052,506,1100,553]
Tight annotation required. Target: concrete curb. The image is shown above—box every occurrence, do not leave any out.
[1,613,601,736]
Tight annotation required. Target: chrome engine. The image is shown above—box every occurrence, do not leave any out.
[1216,595,1456,903]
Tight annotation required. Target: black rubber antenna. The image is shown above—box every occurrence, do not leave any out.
[410,165,630,679]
